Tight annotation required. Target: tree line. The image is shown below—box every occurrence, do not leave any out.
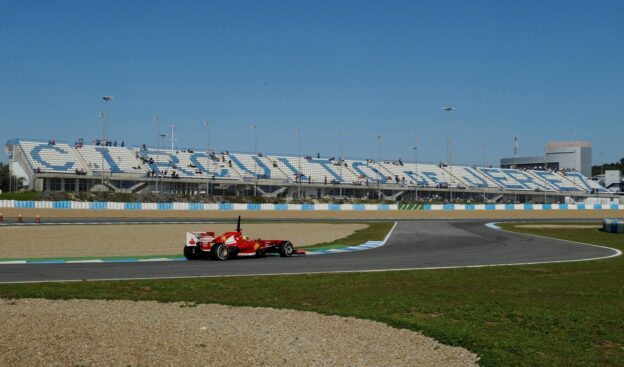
[592,157,624,177]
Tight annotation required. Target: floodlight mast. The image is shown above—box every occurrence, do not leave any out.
[102,96,113,143]
[205,121,211,197]
[171,124,176,150]
[159,133,167,192]
[98,111,105,186]
[297,128,302,199]
[442,106,454,202]
[376,134,382,200]
[412,138,419,201]
[252,123,258,197]
[153,115,160,193]
[338,131,343,198]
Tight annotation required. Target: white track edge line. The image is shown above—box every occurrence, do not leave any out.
[485,221,622,260]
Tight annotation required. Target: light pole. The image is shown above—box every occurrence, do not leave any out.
[338,131,343,198]
[481,143,486,203]
[412,139,419,202]
[297,128,302,199]
[482,143,486,168]
[543,151,548,203]
[170,124,176,150]
[98,112,105,186]
[8,160,12,193]
[206,121,212,194]
[102,96,113,143]
[376,134,382,200]
[443,106,454,202]
[159,133,167,192]
[252,123,258,196]
[153,115,160,193]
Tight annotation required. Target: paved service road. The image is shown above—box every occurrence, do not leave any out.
[0,221,618,283]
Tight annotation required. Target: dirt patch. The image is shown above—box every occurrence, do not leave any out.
[0,223,366,259]
[0,298,479,367]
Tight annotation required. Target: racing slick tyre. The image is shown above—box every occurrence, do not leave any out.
[279,241,294,257]
[211,243,230,261]
[183,246,199,260]
[255,249,266,258]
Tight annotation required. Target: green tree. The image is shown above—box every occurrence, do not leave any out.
[592,157,624,176]
[0,162,23,192]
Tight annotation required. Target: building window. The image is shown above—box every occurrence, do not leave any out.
[78,180,89,192]
[49,178,62,191]
[64,179,76,192]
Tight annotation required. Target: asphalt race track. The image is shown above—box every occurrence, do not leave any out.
[0,220,619,283]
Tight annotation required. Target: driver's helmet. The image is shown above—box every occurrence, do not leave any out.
[243,235,249,240]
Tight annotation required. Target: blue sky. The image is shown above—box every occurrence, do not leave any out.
[1,0,622,165]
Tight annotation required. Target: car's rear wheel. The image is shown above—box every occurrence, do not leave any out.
[279,241,294,257]
[211,243,230,261]
[184,246,199,260]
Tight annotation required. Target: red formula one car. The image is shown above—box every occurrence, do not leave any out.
[184,216,305,260]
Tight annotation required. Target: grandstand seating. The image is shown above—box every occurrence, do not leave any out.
[272,156,356,183]
[8,139,609,195]
[18,141,84,173]
[228,153,288,180]
[138,149,239,180]
[76,145,147,174]
[446,166,498,189]
[564,172,608,192]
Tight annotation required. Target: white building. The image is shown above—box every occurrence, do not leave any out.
[500,141,592,177]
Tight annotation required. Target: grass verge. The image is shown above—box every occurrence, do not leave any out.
[0,191,37,201]
[0,222,622,366]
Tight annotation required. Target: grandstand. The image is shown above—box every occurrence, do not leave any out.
[4,138,613,202]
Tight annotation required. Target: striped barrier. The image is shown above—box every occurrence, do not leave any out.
[398,203,624,211]
[0,200,622,211]
[0,200,396,211]
[602,219,624,234]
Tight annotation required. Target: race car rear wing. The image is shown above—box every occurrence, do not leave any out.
[186,231,215,246]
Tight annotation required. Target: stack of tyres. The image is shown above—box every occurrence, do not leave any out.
[602,219,624,234]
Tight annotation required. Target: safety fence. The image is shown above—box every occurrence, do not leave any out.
[0,200,623,211]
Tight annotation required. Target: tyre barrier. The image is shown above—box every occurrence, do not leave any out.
[602,219,624,234]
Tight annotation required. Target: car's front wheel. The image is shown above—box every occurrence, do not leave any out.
[279,241,294,257]
[211,243,230,261]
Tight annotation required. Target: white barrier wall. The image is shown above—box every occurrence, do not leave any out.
[0,200,623,211]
